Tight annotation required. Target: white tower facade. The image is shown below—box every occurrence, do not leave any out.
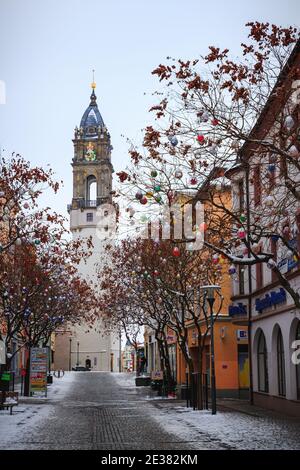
[65,84,119,372]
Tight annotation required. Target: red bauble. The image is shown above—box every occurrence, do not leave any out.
[172,247,180,257]
[211,119,219,126]
[140,197,147,205]
[197,135,205,143]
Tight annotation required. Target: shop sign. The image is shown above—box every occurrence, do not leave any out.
[255,288,286,313]
[30,347,48,397]
[1,372,11,381]
[277,238,298,274]
[229,303,247,316]
[151,370,163,380]
[237,330,248,340]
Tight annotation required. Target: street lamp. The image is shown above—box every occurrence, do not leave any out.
[201,285,220,415]
[76,341,80,367]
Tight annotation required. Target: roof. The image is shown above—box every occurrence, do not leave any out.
[238,38,300,159]
[79,89,105,139]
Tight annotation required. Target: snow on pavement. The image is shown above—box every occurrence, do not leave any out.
[113,374,300,450]
[0,372,76,449]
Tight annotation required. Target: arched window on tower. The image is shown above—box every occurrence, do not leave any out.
[86,175,97,206]
[277,328,286,396]
[257,330,269,393]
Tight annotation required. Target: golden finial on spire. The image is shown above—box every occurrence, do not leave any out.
[91,69,96,89]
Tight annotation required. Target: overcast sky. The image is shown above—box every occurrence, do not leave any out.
[0,0,299,218]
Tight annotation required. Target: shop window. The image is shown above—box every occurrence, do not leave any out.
[87,213,93,222]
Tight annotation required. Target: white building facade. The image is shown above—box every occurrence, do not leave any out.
[227,40,300,416]
[55,84,119,372]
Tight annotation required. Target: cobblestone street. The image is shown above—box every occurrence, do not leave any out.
[1,372,300,450]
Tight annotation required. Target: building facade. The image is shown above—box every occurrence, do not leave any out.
[54,83,119,372]
[227,40,300,416]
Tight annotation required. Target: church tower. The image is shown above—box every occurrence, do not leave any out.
[69,82,113,230]
[58,81,119,372]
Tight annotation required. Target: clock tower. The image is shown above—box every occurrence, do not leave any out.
[69,84,113,229]
[56,82,119,372]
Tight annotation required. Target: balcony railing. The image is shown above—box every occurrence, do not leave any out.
[67,197,111,212]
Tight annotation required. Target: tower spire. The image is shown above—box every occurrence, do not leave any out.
[91,69,96,90]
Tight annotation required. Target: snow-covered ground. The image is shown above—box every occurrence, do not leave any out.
[1,372,300,450]
[113,374,300,450]
[0,372,76,449]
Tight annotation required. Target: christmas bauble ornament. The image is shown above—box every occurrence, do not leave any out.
[175,169,183,179]
[211,118,219,126]
[135,191,143,200]
[284,115,295,130]
[228,265,236,275]
[268,164,276,172]
[169,136,178,147]
[151,170,158,178]
[173,247,180,257]
[212,254,219,264]
[237,228,246,239]
[288,145,299,157]
[140,197,148,205]
[197,134,205,143]
[190,177,198,185]
[240,214,246,223]
[265,195,274,207]
[154,185,161,192]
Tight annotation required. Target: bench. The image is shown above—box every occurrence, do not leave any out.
[0,391,19,415]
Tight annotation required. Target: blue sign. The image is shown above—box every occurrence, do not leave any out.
[255,288,286,313]
[229,303,247,316]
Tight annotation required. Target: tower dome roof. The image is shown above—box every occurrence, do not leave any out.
[79,89,104,138]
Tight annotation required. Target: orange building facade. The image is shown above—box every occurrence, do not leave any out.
[176,317,249,398]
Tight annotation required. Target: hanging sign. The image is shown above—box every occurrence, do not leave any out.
[30,347,48,397]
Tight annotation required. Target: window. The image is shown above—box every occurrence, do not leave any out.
[257,331,269,393]
[239,265,245,295]
[256,257,263,290]
[87,213,93,222]
[238,180,245,212]
[271,238,278,283]
[296,322,300,400]
[277,329,286,396]
[253,166,261,206]
[86,175,97,203]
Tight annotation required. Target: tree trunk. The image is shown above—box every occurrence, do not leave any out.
[23,350,31,397]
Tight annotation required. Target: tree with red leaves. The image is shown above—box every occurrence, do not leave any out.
[99,237,224,402]
[115,22,300,309]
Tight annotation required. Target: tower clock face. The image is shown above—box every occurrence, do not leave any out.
[85,143,97,161]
